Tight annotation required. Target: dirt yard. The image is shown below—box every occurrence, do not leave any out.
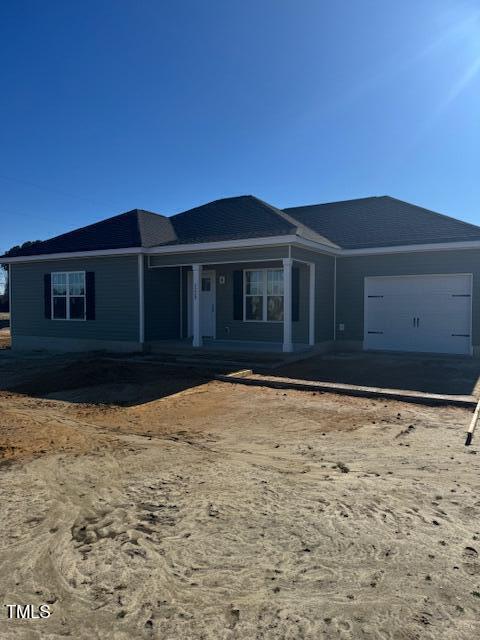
[0,354,480,639]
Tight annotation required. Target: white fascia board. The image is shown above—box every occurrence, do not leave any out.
[147,234,338,256]
[1,247,145,264]
[1,235,308,264]
[147,235,300,254]
[342,240,480,256]
[4,236,480,264]
[291,236,339,254]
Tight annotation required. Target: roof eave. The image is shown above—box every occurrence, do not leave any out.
[1,234,337,263]
[1,246,145,263]
[5,236,480,264]
[341,239,480,256]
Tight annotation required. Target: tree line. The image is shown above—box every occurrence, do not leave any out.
[1,241,42,311]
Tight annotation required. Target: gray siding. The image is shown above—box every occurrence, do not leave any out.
[215,261,289,342]
[291,247,335,343]
[11,243,480,354]
[149,245,289,267]
[11,256,139,344]
[146,248,335,345]
[146,261,293,343]
[181,266,189,338]
[144,262,181,340]
[336,249,480,347]
[176,260,319,344]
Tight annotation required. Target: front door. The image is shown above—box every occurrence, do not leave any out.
[200,271,216,337]
[188,270,216,338]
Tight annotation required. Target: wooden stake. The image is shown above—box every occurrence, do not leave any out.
[465,399,480,446]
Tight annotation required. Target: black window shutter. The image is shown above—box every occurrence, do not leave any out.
[292,267,300,322]
[86,272,95,320]
[44,273,52,319]
[233,270,244,321]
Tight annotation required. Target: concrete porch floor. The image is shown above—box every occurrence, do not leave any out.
[146,339,313,366]
[156,338,311,353]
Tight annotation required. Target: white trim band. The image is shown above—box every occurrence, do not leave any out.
[4,236,480,265]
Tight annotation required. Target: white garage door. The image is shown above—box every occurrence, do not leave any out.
[364,274,472,355]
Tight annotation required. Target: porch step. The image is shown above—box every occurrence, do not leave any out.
[174,355,283,369]
[146,345,322,370]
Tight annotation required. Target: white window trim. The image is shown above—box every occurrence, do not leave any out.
[51,271,86,321]
[243,268,284,323]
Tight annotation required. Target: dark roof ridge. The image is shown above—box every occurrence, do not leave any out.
[162,194,297,247]
[170,194,255,221]
[241,195,296,229]
[45,208,167,244]
[284,195,383,211]
[252,195,340,248]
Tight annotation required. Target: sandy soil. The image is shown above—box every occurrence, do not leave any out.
[0,356,480,639]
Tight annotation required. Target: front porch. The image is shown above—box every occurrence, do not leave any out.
[144,251,322,354]
[148,338,312,354]
[144,338,317,371]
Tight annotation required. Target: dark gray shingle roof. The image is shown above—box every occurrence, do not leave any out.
[167,195,296,244]
[3,209,176,257]
[284,196,480,249]
[4,194,480,258]
[2,196,298,258]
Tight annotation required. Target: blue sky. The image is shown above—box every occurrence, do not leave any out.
[1,0,480,270]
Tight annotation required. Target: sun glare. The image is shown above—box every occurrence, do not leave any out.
[442,8,480,106]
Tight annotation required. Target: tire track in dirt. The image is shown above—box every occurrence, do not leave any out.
[1,369,480,638]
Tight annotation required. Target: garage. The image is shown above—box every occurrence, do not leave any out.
[364,274,472,355]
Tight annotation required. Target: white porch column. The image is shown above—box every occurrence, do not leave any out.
[8,264,13,341]
[309,262,315,346]
[283,258,293,353]
[192,263,202,347]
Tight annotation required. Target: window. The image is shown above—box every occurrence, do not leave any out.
[245,270,263,321]
[244,269,284,322]
[267,269,284,321]
[52,272,86,320]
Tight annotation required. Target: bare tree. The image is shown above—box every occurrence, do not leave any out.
[1,241,42,311]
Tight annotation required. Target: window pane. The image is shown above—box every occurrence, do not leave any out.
[69,272,85,296]
[53,296,67,319]
[267,296,284,321]
[69,296,85,320]
[52,273,67,296]
[201,277,211,292]
[246,271,263,296]
[267,270,284,296]
[245,295,263,320]
[52,273,66,284]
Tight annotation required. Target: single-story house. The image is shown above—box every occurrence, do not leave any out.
[3,195,480,356]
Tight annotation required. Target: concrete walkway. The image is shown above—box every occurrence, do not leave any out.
[270,351,480,397]
[215,370,478,408]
